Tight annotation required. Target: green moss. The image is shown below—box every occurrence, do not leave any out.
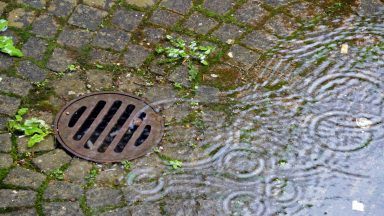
[35,178,49,215]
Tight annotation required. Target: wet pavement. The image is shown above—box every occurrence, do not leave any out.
[0,0,384,215]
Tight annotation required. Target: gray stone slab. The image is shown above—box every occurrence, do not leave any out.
[3,167,46,189]
[212,24,244,43]
[43,202,84,216]
[169,65,191,87]
[142,27,166,44]
[0,190,36,208]
[204,0,235,14]
[7,8,36,28]
[99,207,130,216]
[89,48,121,65]
[57,27,94,49]
[17,135,55,153]
[161,0,192,14]
[68,4,108,30]
[31,14,59,38]
[48,0,77,18]
[22,37,48,61]
[126,0,157,8]
[86,187,123,209]
[265,14,298,37]
[150,9,182,27]
[184,12,218,34]
[241,30,278,51]
[112,9,144,32]
[32,149,72,173]
[0,133,12,153]
[17,0,46,9]
[0,208,37,216]
[0,53,14,70]
[83,0,114,10]
[0,75,32,96]
[0,95,21,117]
[63,158,93,184]
[227,45,261,70]
[86,69,113,91]
[93,28,131,51]
[0,153,13,168]
[44,181,83,200]
[235,1,268,26]
[123,45,150,68]
[17,60,47,82]
[47,48,76,72]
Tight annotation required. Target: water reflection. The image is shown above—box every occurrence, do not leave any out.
[126,11,384,215]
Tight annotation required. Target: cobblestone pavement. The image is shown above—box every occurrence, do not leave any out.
[0,0,383,215]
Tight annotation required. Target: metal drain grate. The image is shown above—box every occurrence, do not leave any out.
[54,92,164,163]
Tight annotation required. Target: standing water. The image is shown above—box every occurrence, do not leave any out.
[125,7,384,216]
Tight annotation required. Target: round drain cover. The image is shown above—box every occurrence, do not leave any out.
[54,92,164,163]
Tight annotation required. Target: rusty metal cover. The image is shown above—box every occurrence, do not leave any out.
[54,92,164,163]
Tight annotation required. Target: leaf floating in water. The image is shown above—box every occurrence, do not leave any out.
[352,200,364,212]
[355,118,372,129]
[341,44,349,54]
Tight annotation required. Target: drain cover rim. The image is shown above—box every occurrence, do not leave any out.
[54,92,164,163]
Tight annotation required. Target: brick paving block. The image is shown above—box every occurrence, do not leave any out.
[93,28,131,51]
[0,153,13,168]
[184,12,218,34]
[48,0,77,18]
[32,149,72,173]
[261,0,293,7]
[123,44,150,68]
[204,0,236,14]
[7,8,36,28]
[68,4,108,30]
[17,0,46,9]
[86,69,113,91]
[289,2,324,20]
[22,37,48,61]
[17,60,47,82]
[43,202,84,216]
[44,181,83,200]
[142,27,166,44]
[47,48,76,72]
[31,14,59,38]
[64,158,93,184]
[86,187,123,209]
[0,53,13,70]
[0,95,21,116]
[235,1,268,26]
[112,9,144,32]
[83,0,114,10]
[57,27,94,49]
[161,0,192,14]
[241,30,278,51]
[169,65,191,87]
[0,75,32,97]
[265,14,299,37]
[0,190,36,208]
[150,9,182,27]
[126,0,157,8]
[89,48,121,65]
[227,45,261,70]
[212,24,244,43]
[3,167,46,189]
[0,133,12,153]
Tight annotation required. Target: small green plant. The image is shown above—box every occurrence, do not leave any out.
[156,35,215,81]
[121,160,132,171]
[173,82,183,89]
[168,160,183,170]
[0,19,23,57]
[49,168,64,180]
[67,64,79,71]
[7,108,52,148]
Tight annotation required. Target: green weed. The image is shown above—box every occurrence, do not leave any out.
[0,19,23,57]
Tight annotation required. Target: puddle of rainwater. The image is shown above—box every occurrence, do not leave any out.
[124,9,384,215]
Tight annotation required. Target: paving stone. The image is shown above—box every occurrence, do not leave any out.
[22,37,48,61]
[0,208,37,216]
[0,133,12,153]
[48,0,77,18]
[144,85,176,103]
[196,86,220,103]
[241,30,278,51]
[57,27,94,49]
[93,28,131,51]
[17,135,55,153]
[265,14,298,36]
[123,44,150,68]
[262,0,293,6]
[31,15,59,38]
[126,0,157,7]
[83,0,114,10]
[86,187,123,209]
[169,65,191,87]
[47,48,76,72]
[184,12,218,34]
[117,73,147,93]
[99,207,130,216]
[204,0,235,14]
[95,167,125,186]
[0,117,10,131]
[53,73,87,99]
[7,8,36,28]
[0,75,32,97]
[150,9,182,27]
[17,0,46,9]
[0,53,14,70]
[212,24,244,43]
[359,0,384,15]
[89,48,121,65]
[43,202,84,216]
[0,153,12,168]
[44,181,83,200]
[0,2,7,15]
[17,61,47,82]
[148,56,169,76]
[204,64,242,89]
[3,167,46,189]
[235,1,268,26]
[0,190,36,208]
[289,2,324,20]
[112,9,144,32]
[227,45,261,70]
[68,4,108,31]
[161,0,192,14]
[142,27,166,44]
[32,149,72,173]
[64,158,93,184]
[86,69,113,91]
[129,203,161,216]
[0,95,21,117]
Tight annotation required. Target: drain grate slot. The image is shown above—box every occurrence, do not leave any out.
[55,92,163,162]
